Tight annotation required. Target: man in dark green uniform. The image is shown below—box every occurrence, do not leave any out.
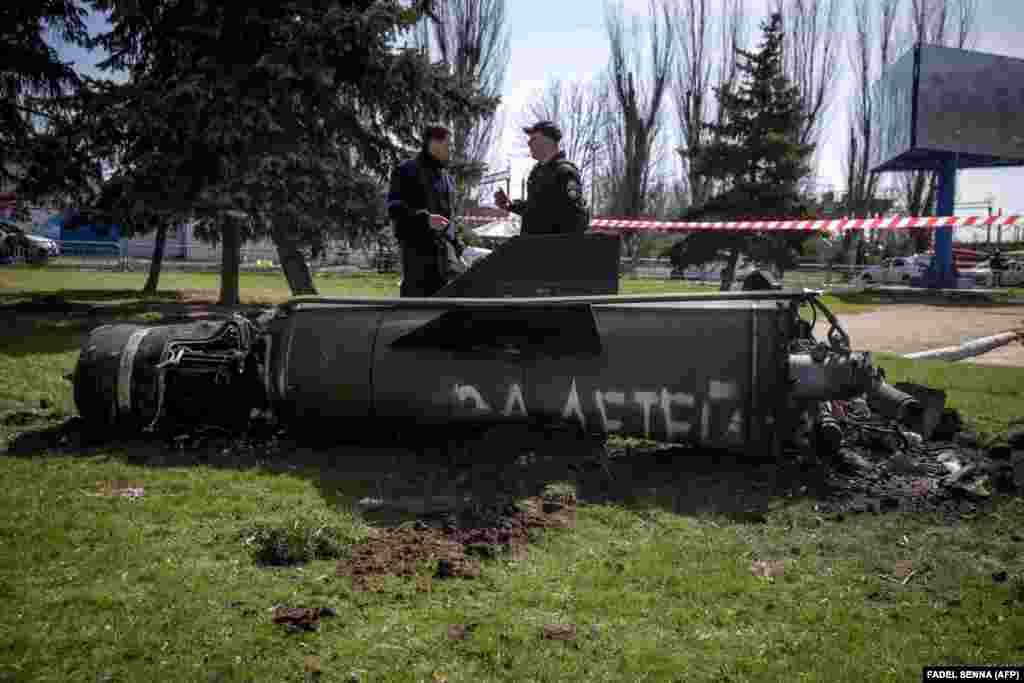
[494,120,589,235]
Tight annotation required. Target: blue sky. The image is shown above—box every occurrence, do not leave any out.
[54,1,1024,224]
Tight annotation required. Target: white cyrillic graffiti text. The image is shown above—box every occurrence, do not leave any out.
[502,382,528,417]
[451,377,743,443]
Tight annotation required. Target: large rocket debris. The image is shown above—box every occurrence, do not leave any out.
[71,234,920,458]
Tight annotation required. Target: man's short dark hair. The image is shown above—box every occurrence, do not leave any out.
[423,123,452,142]
[523,120,562,142]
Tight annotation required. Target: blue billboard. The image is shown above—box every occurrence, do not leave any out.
[871,44,1024,172]
[870,47,917,172]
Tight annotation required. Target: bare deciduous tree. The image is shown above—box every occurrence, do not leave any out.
[520,76,611,202]
[844,0,900,217]
[671,0,746,211]
[836,0,902,265]
[644,174,689,219]
[603,0,676,267]
[416,0,510,215]
[604,0,675,217]
[773,0,844,160]
[467,104,508,205]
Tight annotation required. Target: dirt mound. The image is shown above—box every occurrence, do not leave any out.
[336,496,575,591]
[338,527,478,591]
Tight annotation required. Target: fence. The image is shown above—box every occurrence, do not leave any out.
[618,258,864,289]
[13,239,396,274]
[11,238,868,287]
[122,239,289,265]
[0,240,129,270]
[48,240,127,270]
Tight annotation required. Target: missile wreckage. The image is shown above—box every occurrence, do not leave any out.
[72,234,922,457]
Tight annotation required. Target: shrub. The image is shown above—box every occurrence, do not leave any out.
[240,514,364,566]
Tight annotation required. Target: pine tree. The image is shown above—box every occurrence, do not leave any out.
[671,12,815,291]
[16,2,497,303]
[1,1,92,202]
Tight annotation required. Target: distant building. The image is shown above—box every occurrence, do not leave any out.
[61,215,121,243]
[123,220,281,261]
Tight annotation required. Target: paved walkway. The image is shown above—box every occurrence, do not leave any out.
[816,304,1024,366]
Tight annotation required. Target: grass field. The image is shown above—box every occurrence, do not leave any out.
[0,267,400,304]
[1,268,1023,682]
[0,265,882,315]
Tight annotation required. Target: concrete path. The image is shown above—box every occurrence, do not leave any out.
[816,304,1024,366]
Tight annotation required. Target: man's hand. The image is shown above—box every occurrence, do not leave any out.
[428,213,449,230]
[494,188,511,211]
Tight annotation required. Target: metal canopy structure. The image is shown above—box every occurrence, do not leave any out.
[872,149,1024,173]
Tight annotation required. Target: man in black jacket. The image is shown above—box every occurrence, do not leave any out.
[386,124,463,297]
[990,249,1007,287]
[494,120,589,236]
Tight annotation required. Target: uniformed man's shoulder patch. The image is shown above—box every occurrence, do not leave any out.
[565,174,582,201]
[555,159,581,175]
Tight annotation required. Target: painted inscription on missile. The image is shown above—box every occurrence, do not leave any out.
[452,378,744,442]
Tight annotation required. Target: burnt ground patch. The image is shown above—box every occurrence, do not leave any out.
[5,403,1021,534]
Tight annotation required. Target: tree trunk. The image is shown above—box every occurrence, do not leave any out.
[630,234,644,272]
[271,220,317,296]
[142,221,168,296]
[219,215,241,306]
[621,234,638,275]
[923,172,937,215]
[720,247,740,292]
[845,230,860,268]
[906,171,930,215]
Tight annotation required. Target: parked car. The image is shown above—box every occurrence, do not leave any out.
[670,259,758,282]
[961,259,1024,288]
[0,218,59,263]
[858,255,930,285]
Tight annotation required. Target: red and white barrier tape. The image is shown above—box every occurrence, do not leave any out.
[459,213,1021,233]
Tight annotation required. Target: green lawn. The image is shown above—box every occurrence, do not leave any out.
[1,268,1022,682]
[0,264,879,314]
[0,266,721,302]
[0,267,400,304]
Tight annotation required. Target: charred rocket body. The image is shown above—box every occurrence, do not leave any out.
[72,234,922,459]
